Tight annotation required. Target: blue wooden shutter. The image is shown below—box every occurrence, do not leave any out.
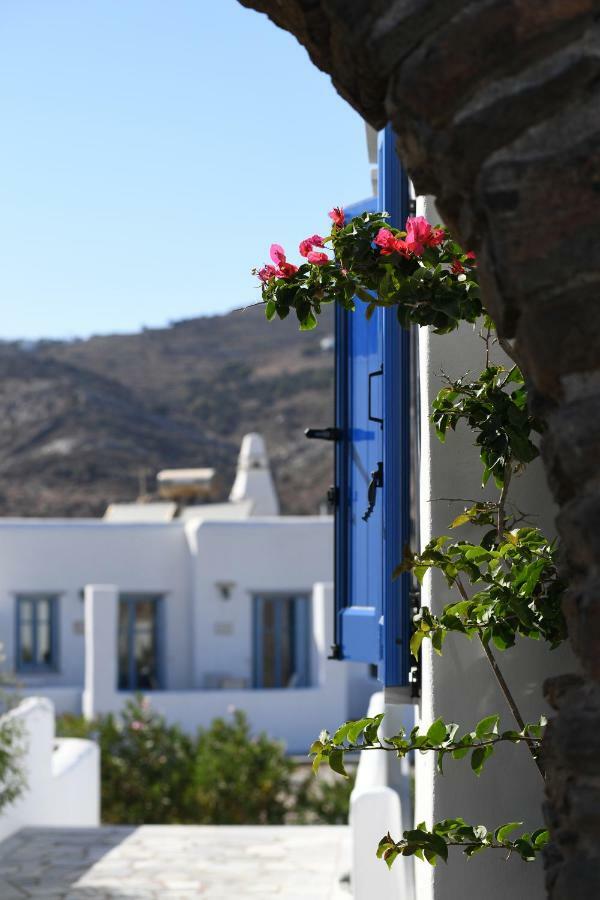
[334,126,412,688]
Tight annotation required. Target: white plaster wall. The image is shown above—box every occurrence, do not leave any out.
[414,317,577,900]
[185,517,334,689]
[0,521,192,691]
[0,697,99,842]
[351,692,414,900]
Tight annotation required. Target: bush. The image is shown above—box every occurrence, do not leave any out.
[192,708,294,825]
[57,699,313,826]
[0,707,25,812]
[58,696,195,824]
[292,771,355,824]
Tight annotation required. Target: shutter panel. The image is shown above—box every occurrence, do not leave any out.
[334,126,412,689]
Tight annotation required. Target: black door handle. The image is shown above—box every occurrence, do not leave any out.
[362,462,383,521]
[304,427,341,441]
[368,366,384,427]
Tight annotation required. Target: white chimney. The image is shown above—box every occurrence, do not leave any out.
[229,433,279,516]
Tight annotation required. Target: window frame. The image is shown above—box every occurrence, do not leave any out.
[15,593,60,674]
[117,593,165,691]
[252,592,311,690]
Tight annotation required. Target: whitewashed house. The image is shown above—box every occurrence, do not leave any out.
[0,432,375,753]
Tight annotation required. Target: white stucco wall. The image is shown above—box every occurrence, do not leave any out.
[185,517,333,689]
[0,521,192,692]
[414,318,577,900]
[0,697,99,842]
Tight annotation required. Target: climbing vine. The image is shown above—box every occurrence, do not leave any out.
[255,209,565,868]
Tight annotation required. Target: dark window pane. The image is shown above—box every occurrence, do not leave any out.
[118,602,130,689]
[37,621,51,665]
[118,597,161,690]
[20,622,33,663]
[261,598,276,688]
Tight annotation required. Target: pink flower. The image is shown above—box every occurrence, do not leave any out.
[404,216,445,255]
[258,264,278,283]
[130,720,145,731]
[299,235,325,258]
[404,217,430,255]
[270,243,287,266]
[451,259,465,275]
[307,251,329,265]
[374,227,410,258]
[277,261,298,279]
[328,207,345,228]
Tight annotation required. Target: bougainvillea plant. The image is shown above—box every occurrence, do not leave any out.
[254,209,481,333]
[254,208,565,868]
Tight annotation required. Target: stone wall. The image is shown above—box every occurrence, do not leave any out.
[238,2,600,895]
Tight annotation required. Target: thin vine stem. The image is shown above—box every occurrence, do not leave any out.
[334,735,541,754]
[453,576,545,781]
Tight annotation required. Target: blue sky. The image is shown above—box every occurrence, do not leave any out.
[0,0,371,339]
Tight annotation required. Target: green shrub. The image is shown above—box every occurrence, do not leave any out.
[292,771,355,824]
[0,706,25,812]
[57,700,305,826]
[58,696,195,824]
[192,709,294,824]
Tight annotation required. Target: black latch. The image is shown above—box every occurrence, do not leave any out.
[362,461,383,522]
[328,643,342,660]
[327,486,338,510]
[304,427,340,441]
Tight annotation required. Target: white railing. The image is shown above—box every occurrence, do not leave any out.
[0,697,99,843]
[350,692,415,900]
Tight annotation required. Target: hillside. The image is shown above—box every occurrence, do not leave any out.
[0,305,335,517]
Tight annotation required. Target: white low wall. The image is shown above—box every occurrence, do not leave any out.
[5,686,81,716]
[0,697,99,843]
[350,692,415,900]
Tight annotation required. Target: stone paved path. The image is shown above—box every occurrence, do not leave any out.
[0,826,351,899]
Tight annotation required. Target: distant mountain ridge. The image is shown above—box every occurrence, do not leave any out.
[0,305,334,517]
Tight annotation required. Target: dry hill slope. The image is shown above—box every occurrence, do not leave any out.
[0,305,334,517]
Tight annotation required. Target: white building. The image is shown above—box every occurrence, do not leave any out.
[0,433,375,753]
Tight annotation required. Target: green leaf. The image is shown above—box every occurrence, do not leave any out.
[299,310,318,331]
[327,749,348,778]
[410,630,425,658]
[475,715,499,738]
[495,822,522,842]
[347,718,372,744]
[426,718,448,745]
[470,744,493,775]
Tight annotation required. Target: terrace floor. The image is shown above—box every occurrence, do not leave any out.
[0,825,351,899]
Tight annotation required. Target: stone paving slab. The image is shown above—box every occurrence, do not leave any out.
[0,826,351,899]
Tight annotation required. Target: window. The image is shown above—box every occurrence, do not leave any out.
[253,594,310,689]
[118,594,163,690]
[16,594,59,672]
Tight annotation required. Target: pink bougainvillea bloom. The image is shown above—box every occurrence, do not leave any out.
[450,259,465,275]
[277,261,298,279]
[299,239,313,258]
[328,207,345,228]
[404,216,445,254]
[257,264,278,283]
[270,243,287,266]
[404,216,430,255]
[374,228,410,257]
[307,251,329,265]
